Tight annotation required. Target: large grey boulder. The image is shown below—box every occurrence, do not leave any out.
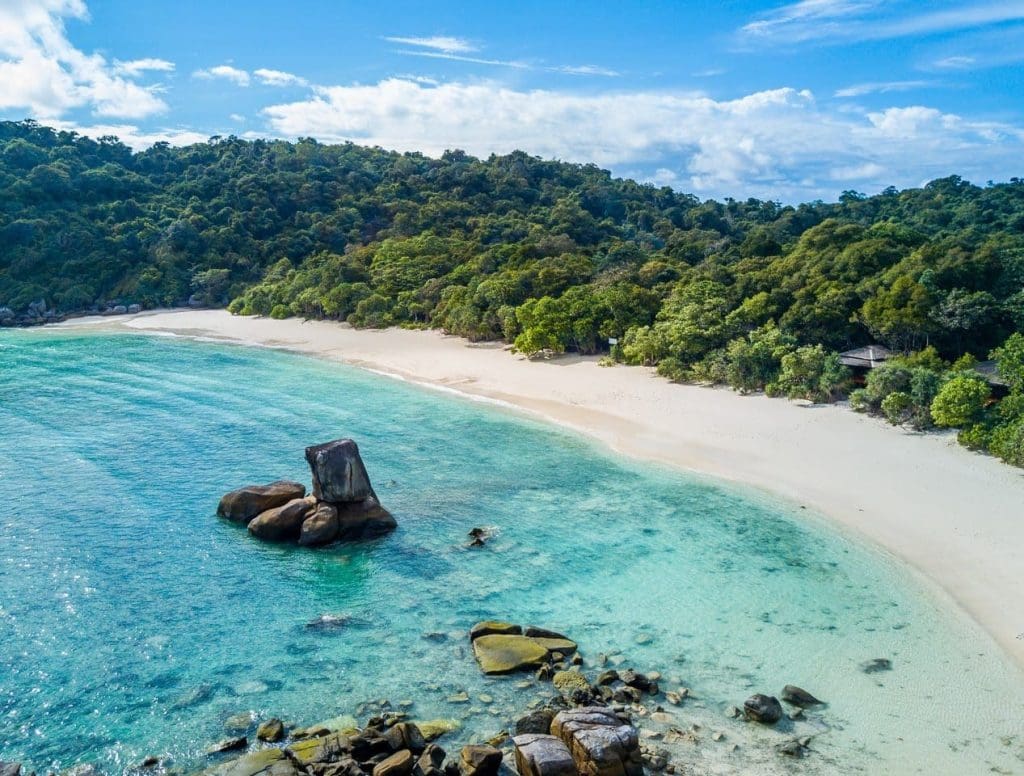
[551,708,642,776]
[305,439,375,502]
[249,497,316,542]
[514,734,578,776]
[218,481,307,523]
[0,762,22,776]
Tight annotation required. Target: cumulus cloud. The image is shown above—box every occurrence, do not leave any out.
[194,64,251,86]
[253,68,308,87]
[0,0,167,119]
[262,78,1024,201]
[45,119,208,149]
[114,58,175,77]
[383,35,477,54]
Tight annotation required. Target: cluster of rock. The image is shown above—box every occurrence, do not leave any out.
[201,716,504,776]
[0,300,148,328]
[217,439,396,547]
[0,300,63,327]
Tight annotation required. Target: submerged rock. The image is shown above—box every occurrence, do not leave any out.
[218,481,307,523]
[305,613,352,631]
[743,694,783,725]
[553,671,590,696]
[861,658,893,674]
[248,497,316,541]
[781,685,823,707]
[305,439,375,503]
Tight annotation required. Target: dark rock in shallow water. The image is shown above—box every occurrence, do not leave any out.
[257,718,285,742]
[743,694,783,725]
[459,745,502,776]
[305,613,353,630]
[514,734,578,776]
[218,481,307,523]
[335,497,397,541]
[249,497,316,541]
[305,439,375,503]
[781,685,823,706]
[516,709,557,735]
[861,658,892,674]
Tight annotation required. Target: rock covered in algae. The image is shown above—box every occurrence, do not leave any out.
[472,634,550,675]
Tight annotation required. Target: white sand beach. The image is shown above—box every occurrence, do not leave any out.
[62,309,1024,668]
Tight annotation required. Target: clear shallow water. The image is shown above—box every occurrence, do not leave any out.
[0,330,1022,776]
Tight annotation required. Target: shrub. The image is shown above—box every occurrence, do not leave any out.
[930,374,990,428]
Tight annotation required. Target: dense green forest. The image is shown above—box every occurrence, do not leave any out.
[1,119,1022,466]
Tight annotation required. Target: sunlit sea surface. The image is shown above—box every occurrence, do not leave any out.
[1,330,1021,775]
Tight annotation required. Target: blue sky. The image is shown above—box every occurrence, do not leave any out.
[2,0,1024,201]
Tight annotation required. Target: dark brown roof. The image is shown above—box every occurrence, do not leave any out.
[974,360,1009,387]
[839,345,893,369]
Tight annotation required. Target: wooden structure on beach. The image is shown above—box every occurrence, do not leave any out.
[839,345,893,371]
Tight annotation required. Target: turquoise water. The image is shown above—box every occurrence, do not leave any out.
[1,330,1022,776]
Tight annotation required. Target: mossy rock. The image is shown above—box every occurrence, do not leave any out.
[469,621,523,640]
[552,670,590,695]
[530,637,577,656]
[473,634,550,675]
[414,719,462,741]
[285,733,350,766]
[204,748,288,776]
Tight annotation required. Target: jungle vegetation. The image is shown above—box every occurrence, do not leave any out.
[1,119,1022,465]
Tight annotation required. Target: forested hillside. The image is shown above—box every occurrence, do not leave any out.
[2,119,1023,465]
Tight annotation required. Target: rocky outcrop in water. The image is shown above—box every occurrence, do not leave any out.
[217,438,396,547]
[469,621,578,676]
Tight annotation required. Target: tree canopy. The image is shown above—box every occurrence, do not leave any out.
[2,119,1023,467]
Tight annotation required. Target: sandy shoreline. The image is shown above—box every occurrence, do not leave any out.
[52,309,1024,668]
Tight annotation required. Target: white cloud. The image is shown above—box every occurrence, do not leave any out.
[114,58,175,77]
[740,0,1024,45]
[45,119,208,149]
[0,0,167,119]
[834,80,936,97]
[253,68,308,87]
[741,0,879,41]
[383,35,477,54]
[394,49,531,69]
[261,77,1024,201]
[557,64,620,77]
[230,113,245,122]
[933,55,977,69]
[194,65,250,87]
